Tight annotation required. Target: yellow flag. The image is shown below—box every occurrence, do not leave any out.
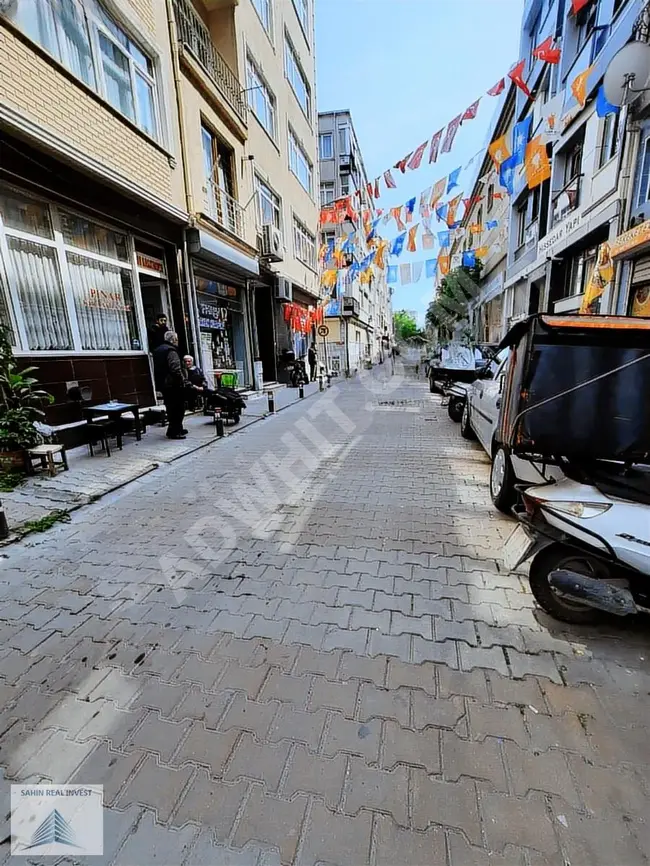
[438,254,450,276]
[474,246,489,258]
[571,66,593,109]
[488,134,511,168]
[525,136,551,189]
[321,269,338,289]
[580,243,613,313]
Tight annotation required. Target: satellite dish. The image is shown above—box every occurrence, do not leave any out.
[604,41,650,107]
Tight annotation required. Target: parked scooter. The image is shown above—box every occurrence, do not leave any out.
[208,387,246,424]
[290,359,309,388]
[504,463,650,623]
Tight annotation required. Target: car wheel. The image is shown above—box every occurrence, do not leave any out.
[528,544,607,624]
[448,398,464,423]
[490,446,516,514]
[460,403,476,440]
[429,376,435,393]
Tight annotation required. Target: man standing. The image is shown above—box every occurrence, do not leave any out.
[308,343,318,381]
[148,313,168,351]
[153,331,187,439]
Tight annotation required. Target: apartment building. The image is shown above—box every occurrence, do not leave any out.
[0,0,190,434]
[318,109,391,374]
[503,0,642,324]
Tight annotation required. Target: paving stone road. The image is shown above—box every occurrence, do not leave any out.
[1,366,650,865]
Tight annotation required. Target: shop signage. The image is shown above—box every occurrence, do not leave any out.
[317,324,329,337]
[610,219,650,259]
[82,289,131,312]
[136,253,164,273]
[537,211,582,258]
[198,301,227,330]
[196,277,238,298]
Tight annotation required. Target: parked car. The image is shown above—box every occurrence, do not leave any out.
[428,343,497,394]
[461,348,558,513]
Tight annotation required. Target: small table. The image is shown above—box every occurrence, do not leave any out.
[85,402,143,441]
[27,444,68,477]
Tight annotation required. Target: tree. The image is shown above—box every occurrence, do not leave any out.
[393,310,420,342]
[426,261,483,344]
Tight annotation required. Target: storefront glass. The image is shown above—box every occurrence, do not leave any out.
[194,272,250,387]
[0,184,145,353]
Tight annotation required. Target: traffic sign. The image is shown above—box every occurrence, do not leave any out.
[317,325,329,337]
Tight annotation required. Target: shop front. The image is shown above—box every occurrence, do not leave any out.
[610,219,650,317]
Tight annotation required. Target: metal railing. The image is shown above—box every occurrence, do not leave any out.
[204,180,248,241]
[552,175,581,226]
[173,0,247,124]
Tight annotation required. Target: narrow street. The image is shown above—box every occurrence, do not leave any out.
[2,368,649,866]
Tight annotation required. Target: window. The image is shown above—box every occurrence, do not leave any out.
[564,140,583,186]
[516,200,527,248]
[638,138,650,207]
[339,126,350,155]
[293,217,315,268]
[246,55,276,138]
[340,176,350,196]
[252,0,272,34]
[487,184,494,213]
[598,112,620,168]
[321,230,335,248]
[7,0,159,139]
[284,36,310,118]
[320,183,335,206]
[201,125,238,232]
[565,247,597,299]
[255,176,281,229]
[576,2,597,54]
[319,133,333,159]
[288,128,313,194]
[291,0,309,33]
[0,186,142,352]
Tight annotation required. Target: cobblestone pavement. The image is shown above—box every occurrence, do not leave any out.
[3,382,320,534]
[1,367,650,865]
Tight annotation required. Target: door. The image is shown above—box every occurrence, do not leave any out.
[472,349,509,452]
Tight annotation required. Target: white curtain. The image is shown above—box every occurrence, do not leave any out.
[8,237,72,350]
[67,254,134,350]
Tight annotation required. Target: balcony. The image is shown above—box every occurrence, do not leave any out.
[204,179,249,242]
[173,0,247,126]
[552,175,581,227]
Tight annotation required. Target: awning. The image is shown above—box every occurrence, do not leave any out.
[187,228,259,280]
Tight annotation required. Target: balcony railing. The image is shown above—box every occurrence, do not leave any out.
[173,0,247,125]
[552,175,581,226]
[204,180,248,241]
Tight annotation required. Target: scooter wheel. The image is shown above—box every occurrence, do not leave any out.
[460,403,476,440]
[448,398,464,423]
[233,413,241,424]
[529,543,607,624]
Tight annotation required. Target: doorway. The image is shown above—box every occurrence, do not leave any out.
[254,285,277,382]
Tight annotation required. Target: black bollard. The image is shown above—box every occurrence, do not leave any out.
[267,390,276,414]
[214,410,224,437]
[327,374,331,387]
[319,376,324,392]
[0,500,8,541]
[299,383,304,399]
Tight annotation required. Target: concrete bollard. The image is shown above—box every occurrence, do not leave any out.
[0,500,8,541]
[267,390,276,414]
[214,410,224,437]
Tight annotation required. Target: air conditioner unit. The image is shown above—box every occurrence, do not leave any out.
[261,224,284,262]
[275,277,292,301]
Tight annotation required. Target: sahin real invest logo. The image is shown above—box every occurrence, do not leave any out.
[11,785,104,856]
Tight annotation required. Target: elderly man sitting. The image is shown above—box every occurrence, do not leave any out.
[183,355,213,412]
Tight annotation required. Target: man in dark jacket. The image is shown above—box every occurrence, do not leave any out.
[148,314,168,352]
[308,343,318,381]
[153,331,187,439]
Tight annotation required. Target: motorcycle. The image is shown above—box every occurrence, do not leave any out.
[503,462,650,624]
[207,386,246,425]
[290,359,309,388]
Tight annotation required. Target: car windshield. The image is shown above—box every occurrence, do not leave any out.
[486,348,509,378]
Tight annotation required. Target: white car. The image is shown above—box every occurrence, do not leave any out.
[460,349,560,513]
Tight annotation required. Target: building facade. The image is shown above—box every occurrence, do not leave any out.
[318,109,391,375]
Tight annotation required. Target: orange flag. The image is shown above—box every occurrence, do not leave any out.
[407,224,419,252]
[438,254,451,276]
[391,206,405,231]
[447,195,462,227]
[571,66,593,108]
[525,136,551,188]
[488,134,511,169]
[374,239,388,270]
[430,178,446,208]
[474,246,489,258]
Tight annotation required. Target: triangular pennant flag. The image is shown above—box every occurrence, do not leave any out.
[383,169,397,189]
[428,129,444,164]
[525,136,551,188]
[441,115,462,154]
[374,178,381,199]
[489,134,511,169]
[407,224,419,252]
[435,202,449,223]
[407,141,428,171]
[508,59,531,98]
[400,263,412,285]
[422,232,435,251]
[390,232,407,257]
[596,85,619,118]
[462,99,481,122]
[533,36,561,64]
[387,265,398,284]
[430,178,446,207]
[412,261,424,283]
[487,78,506,96]
[571,66,593,108]
[394,153,412,173]
[420,187,432,218]
[425,259,437,279]
[391,206,405,231]
[447,167,462,193]
[405,197,417,223]
[571,0,591,12]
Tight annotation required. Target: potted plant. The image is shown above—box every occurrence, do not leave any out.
[0,325,53,471]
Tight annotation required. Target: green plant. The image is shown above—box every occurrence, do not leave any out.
[0,324,53,452]
[0,469,24,492]
[21,510,70,535]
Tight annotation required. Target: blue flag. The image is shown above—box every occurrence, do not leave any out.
[596,85,619,118]
[366,218,381,243]
[360,252,375,271]
[447,167,461,193]
[348,261,361,279]
[462,250,476,268]
[435,202,448,223]
[425,259,437,279]
[387,265,398,284]
[486,220,498,230]
[342,234,356,254]
[512,116,532,167]
[499,153,517,196]
[390,232,406,257]
[438,230,450,248]
[405,197,416,218]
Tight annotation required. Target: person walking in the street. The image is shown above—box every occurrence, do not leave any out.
[153,331,187,439]
[308,343,318,381]
[148,313,168,351]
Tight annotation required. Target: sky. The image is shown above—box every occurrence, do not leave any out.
[315,0,525,324]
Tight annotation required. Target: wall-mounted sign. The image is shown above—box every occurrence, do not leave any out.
[537,211,582,258]
[136,253,164,274]
[610,219,650,259]
[198,300,228,330]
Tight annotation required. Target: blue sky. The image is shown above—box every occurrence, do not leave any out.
[315,0,525,323]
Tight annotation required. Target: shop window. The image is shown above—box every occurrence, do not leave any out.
[319,133,333,159]
[255,176,281,229]
[284,34,311,118]
[293,217,315,268]
[320,183,334,206]
[252,0,272,35]
[0,190,53,238]
[68,253,139,350]
[0,279,15,347]
[59,211,129,261]
[288,128,313,194]
[598,112,620,168]
[246,54,276,139]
